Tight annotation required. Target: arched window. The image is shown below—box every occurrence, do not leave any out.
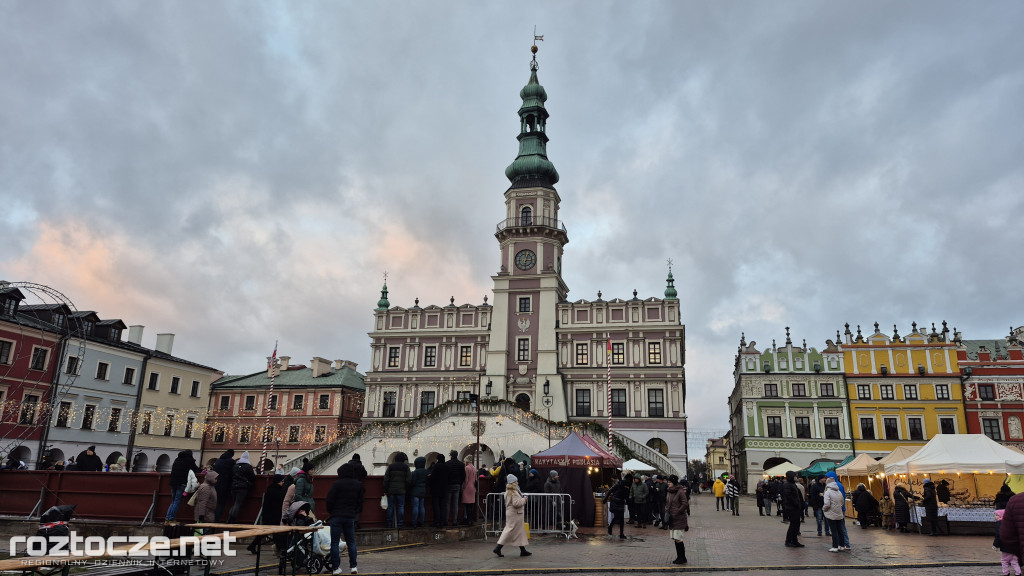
[520,206,532,225]
[647,438,669,455]
[525,114,536,132]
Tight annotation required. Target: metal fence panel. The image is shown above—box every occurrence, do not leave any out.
[484,492,572,540]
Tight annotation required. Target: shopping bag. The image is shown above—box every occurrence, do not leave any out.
[380,495,388,510]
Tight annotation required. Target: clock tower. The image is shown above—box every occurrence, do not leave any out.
[486,44,570,420]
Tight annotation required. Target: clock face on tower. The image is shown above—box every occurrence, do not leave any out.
[515,249,537,271]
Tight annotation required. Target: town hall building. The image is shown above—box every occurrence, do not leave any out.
[309,45,688,477]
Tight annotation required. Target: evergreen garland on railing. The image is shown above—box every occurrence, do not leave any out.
[305,399,654,471]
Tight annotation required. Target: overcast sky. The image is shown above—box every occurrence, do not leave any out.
[3,2,1022,456]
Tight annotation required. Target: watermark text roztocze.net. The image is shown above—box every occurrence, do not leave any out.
[10,532,238,557]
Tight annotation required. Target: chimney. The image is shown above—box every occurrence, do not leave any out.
[334,359,345,370]
[155,333,174,355]
[128,325,145,345]
[279,356,291,371]
[344,360,358,371]
[312,357,332,378]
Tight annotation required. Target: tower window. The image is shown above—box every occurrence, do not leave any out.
[519,297,531,312]
[382,392,397,417]
[647,342,662,365]
[647,389,665,417]
[459,346,472,367]
[520,206,532,226]
[424,346,437,367]
[388,347,400,368]
[517,338,530,362]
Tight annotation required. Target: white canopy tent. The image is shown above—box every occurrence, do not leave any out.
[868,445,921,476]
[622,458,656,472]
[763,461,802,477]
[883,434,1024,475]
[835,453,878,476]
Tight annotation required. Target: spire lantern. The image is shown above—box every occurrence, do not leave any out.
[376,282,390,311]
[505,39,559,188]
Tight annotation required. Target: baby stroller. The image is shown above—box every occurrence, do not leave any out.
[36,505,75,554]
[282,502,335,575]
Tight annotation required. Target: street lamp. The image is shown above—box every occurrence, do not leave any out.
[542,378,553,448]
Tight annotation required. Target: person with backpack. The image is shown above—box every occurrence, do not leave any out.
[227,451,256,523]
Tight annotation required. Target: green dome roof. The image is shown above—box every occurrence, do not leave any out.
[664,272,678,300]
[505,61,559,187]
[376,283,390,311]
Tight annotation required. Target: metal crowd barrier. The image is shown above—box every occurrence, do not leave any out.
[484,492,573,540]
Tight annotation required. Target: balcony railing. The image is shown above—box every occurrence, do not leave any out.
[495,216,567,234]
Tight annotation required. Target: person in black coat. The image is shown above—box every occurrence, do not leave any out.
[604,475,631,538]
[165,449,200,522]
[75,446,103,472]
[781,470,804,547]
[212,449,235,521]
[852,483,878,528]
[445,450,466,526]
[326,463,364,573]
[523,469,544,494]
[922,478,943,536]
[427,455,449,527]
[249,472,287,554]
[227,451,256,523]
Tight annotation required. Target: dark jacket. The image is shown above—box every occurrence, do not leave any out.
[326,464,365,519]
[936,481,951,504]
[212,450,235,492]
[922,482,938,513]
[409,457,428,499]
[809,480,826,509]
[75,450,103,472]
[446,456,466,487]
[231,460,256,491]
[347,457,368,483]
[781,479,803,520]
[1000,492,1024,558]
[604,480,629,513]
[169,450,200,486]
[996,487,1015,511]
[893,486,916,524]
[427,459,448,496]
[665,484,689,531]
[546,476,563,495]
[853,486,878,517]
[261,480,286,525]
[523,472,544,494]
[383,457,411,495]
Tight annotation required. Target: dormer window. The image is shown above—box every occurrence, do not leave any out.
[109,328,121,342]
[520,206,532,226]
[52,312,65,329]
[2,298,17,316]
[83,320,94,335]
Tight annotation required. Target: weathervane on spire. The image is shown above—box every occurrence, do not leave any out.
[382,270,389,284]
[531,26,543,70]
[667,258,674,274]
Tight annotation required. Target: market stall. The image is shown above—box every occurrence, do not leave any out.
[882,434,1024,533]
[532,432,623,527]
[835,453,882,518]
[622,458,656,474]
[763,461,802,478]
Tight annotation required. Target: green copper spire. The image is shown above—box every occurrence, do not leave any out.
[505,44,559,188]
[376,282,390,311]
[664,257,679,301]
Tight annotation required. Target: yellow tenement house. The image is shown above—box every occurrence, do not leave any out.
[842,321,966,457]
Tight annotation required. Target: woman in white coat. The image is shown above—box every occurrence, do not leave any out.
[493,475,531,557]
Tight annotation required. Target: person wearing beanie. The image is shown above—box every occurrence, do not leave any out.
[75,446,103,472]
[445,450,466,527]
[228,451,256,523]
[523,469,544,494]
[493,475,530,558]
[545,470,565,527]
[604,472,631,538]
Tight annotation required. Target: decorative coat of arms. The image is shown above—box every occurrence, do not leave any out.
[518,317,530,332]
[471,421,486,436]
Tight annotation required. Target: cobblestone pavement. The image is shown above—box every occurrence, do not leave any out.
[207,494,1002,575]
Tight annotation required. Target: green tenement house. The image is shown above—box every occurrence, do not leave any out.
[728,328,853,490]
